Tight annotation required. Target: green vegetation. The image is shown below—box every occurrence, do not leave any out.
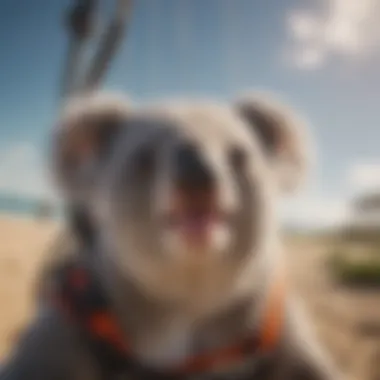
[328,248,380,287]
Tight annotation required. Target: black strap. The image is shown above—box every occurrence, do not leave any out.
[67,205,97,250]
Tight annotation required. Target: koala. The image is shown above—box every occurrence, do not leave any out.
[0,91,343,380]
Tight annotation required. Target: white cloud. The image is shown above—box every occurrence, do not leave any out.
[281,161,380,230]
[285,0,380,70]
[0,142,53,199]
[346,162,380,194]
[281,195,348,230]
[282,161,380,229]
[291,46,325,70]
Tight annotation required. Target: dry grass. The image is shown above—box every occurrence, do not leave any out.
[0,218,379,379]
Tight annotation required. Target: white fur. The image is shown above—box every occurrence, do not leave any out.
[57,90,131,131]
[235,90,315,193]
[53,89,316,370]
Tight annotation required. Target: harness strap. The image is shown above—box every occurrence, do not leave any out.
[51,261,285,377]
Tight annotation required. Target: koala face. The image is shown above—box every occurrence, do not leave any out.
[53,92,311,304]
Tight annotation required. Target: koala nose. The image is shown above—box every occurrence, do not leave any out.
[174,143,214,191]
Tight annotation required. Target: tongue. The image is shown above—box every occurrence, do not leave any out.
[184,216,209,230]
[180,215,213,242]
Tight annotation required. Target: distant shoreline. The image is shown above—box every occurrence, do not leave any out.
[0,213,61,225]
[0,193,61,219]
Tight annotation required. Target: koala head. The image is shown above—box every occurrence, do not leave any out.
[52,91,311,304]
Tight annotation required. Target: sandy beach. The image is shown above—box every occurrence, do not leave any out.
[0,216,379,379]
[0,216,59,358]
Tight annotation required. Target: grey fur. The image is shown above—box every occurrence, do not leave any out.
[1,91,343,380]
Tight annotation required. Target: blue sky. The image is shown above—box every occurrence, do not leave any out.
[1,0,380,227]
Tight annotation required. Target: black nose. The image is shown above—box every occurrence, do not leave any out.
[174,143,214,191]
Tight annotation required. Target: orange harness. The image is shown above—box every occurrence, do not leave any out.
[52,261,285,376]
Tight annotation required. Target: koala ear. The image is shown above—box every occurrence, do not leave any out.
[52,91,130,199]
[234,92,313,193]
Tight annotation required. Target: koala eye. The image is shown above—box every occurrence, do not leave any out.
[229,147,247,171]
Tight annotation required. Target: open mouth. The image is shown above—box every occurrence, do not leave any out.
[162,189,230,248]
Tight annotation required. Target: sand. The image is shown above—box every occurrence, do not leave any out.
[0,216,59,358]
[0,216,379,379]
